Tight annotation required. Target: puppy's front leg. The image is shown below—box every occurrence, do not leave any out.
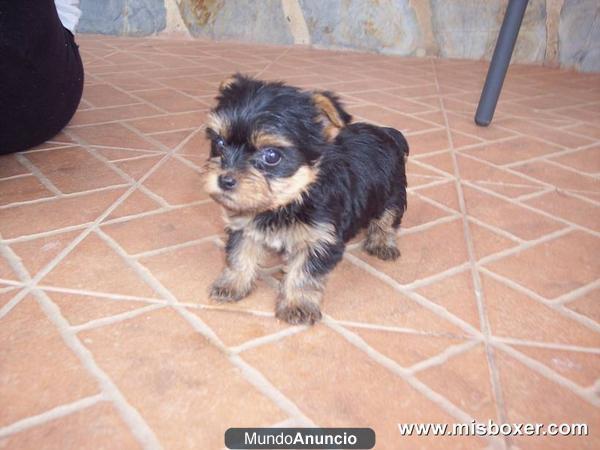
[210,230,264,303]
[276,241,344,325]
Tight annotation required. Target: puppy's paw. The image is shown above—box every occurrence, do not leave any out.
[209,277,250,303]
[275,300,322,325]
[364,242,401,261]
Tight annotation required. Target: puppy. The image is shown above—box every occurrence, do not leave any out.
[204,74,408,325]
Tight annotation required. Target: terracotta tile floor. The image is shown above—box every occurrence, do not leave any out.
[1,35,599,450]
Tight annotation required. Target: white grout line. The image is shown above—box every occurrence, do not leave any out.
[70,303,166,333]
[14,154,64,196]
[22,144,78,154]
[492,341,600,407]
[96,228,318,426]
[401,263,472,291]
[33,288,164,449]
[344,252,482,338]
[479,267,600,334]
[491,336,600,354]
[0,184,129,211]
[99,198,212,227]
[0,232,163,449]
[477,226,574,267]
[431,59,510,449]
[0,173,33,182]
[0,124,203,319]
[0,394,105,439]
[324,318,504,449]
[328,318,470,338]
[230,325,308,354]
[132,235,219,259]
[552,278,600,306]
[407,340,482,374]
[2,38,598,445]
[399,214,462,237]
[38,284,167,304]
[178,301,275,318]
[462,181,600,238]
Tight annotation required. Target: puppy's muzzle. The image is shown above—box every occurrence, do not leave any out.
[218,174,237,191]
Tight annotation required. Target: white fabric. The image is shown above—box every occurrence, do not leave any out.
[54,0,81,33]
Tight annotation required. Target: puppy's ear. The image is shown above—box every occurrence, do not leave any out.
[218,73,245,93]
[312,91,352,141]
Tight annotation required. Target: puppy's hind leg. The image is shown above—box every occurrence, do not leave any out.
[363,208,401,261]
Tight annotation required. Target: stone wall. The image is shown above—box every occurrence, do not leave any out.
[78,0,600,72]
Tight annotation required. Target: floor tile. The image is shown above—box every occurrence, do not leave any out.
[70,103,162,126]
[481,275,599,347]
[497,118,594,149]
[0,154,29,178]
[80,309,285,449]
[416,180,460,212]
[350,105,440,134]
[105,190,163,220]
[352,219,469,285]
[512,160,599,193]
[323,259,466,336]
[417,345,498,422]
[3,34,600,450]
[243,327,486,450]
[549,145,600,174]
[509,344,600,388]
[351,328,466,367]
[50,292,158,327]
[141,240,277,312]
[41,233,157,297]
[0,188,124,239]
[462,186,564,240]
[408,129,450,154]
[0,176,54,206]
[525,190,600,232]
[461,136,563,166]
[143,158,208,205]
[565,290,600,324]
[403,193,453,229]
[113,154,163,181]
[10,230,81,278]
[102,202,222,255]
[25,147,126,194]
[484,230,600,299]
[469,221,519,260]
[191,308,291,348]
[0,403,141,450]
[496,351,599,450]
[126,111,207,135]
[82,83,138,108]
[69,123,158,150]
[0,297,98,427]
[134,88,210,113]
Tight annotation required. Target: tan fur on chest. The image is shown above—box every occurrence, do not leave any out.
[223,210,336,255]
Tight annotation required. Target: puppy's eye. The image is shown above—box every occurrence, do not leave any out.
[215,138,225,152]
[261,148,282,166]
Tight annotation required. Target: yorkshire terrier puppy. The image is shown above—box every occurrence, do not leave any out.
[204,74,408,325]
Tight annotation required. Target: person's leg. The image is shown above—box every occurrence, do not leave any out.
[0,0,84,154]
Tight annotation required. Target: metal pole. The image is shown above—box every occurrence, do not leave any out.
[475,0,529,126]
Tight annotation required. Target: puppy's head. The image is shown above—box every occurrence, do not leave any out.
[204,74,351,214]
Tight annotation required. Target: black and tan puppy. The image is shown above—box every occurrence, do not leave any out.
[204,74,408,325]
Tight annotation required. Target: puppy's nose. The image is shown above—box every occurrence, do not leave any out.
[218,174,237,191]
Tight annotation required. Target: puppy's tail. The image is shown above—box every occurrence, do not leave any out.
[383,127,409,162]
